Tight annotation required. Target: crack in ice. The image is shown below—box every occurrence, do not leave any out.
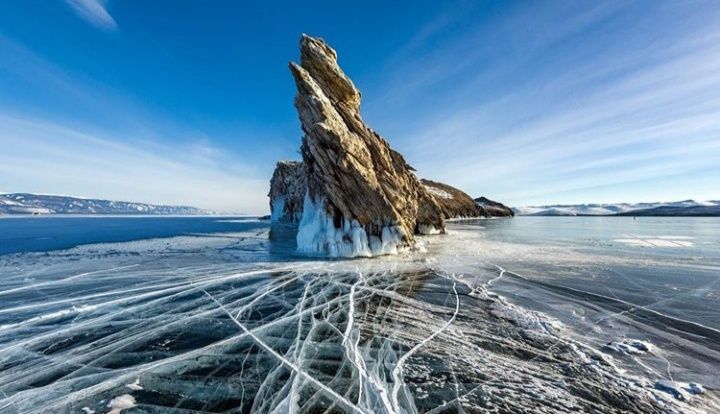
[391,278,459,414]
[197,287,367,414]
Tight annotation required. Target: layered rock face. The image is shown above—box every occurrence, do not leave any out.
[268,161,306,222]
[270,170,512,225]
[475,196,515,217]
[288,35,445,256]
[421,180,514,218]
[421,179,486,219]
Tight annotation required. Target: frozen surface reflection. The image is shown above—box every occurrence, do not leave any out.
[0,218,719,413]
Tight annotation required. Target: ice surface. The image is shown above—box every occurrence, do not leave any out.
[615,235,695,247]
[0,217,719,413]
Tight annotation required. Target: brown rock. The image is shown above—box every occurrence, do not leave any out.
[289,35,444,256]
[421,179,486,219]
[273,34,513,256]
[268,161,306,222]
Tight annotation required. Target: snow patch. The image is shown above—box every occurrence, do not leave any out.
[107,394,136,414]
[489,298,563,335]
[654,380,705,401]
[424,185,453,200]
[603,339,654,355]
[126,378,143,390]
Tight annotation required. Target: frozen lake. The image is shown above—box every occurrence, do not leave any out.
[0,216,718,413]
[0,216,267,255]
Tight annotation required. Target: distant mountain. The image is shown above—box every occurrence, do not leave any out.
[615,204,720,217]
[514,200,720,217]
[0,193,214,215]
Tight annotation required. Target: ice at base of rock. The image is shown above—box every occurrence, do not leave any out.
[296,192,406,257]
[270,196,286,222]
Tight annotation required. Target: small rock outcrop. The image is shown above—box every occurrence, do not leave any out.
[475,196,515,217]
[420,180,514,218]
[268,161,306,222]
[421,179,486,219]
[288,35,445,256]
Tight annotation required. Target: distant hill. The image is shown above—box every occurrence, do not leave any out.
[0,193,214,215]
[514,200,720,217]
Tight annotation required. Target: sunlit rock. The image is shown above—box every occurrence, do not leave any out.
[421,179,487,219]
[269,35,515,256]
[288,34,444,256]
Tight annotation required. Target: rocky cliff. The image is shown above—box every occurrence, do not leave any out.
[270,170,511,224]
[268,161,306,222]
[287,34,445,256]
[421,179,486,219]
[420,180,514,218]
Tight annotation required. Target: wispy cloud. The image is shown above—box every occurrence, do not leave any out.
[0,113,268,213]
[363,1,720,206]
[0,35,268,213]
[65,0,117,31]
[3,2,718,209]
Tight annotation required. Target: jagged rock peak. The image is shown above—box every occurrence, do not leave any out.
[297,34,360,110]
[288,34,445,257]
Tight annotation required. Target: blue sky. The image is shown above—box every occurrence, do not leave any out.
[1,1,719,213]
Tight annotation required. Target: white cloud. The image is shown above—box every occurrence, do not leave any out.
[65,0,117,31]
[0,114,269,214]
[0,35,272,214]
[362,2,720,206]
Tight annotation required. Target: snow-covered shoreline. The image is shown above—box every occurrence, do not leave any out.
[515,199,720,216]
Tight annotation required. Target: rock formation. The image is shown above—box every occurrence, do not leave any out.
[268,161,306,222]
[475,196,515,217]
[270,34,513,256]
[287,34,445,256]
[420,180,514,219]
[270,170,512,224]
[421,179,485,219]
